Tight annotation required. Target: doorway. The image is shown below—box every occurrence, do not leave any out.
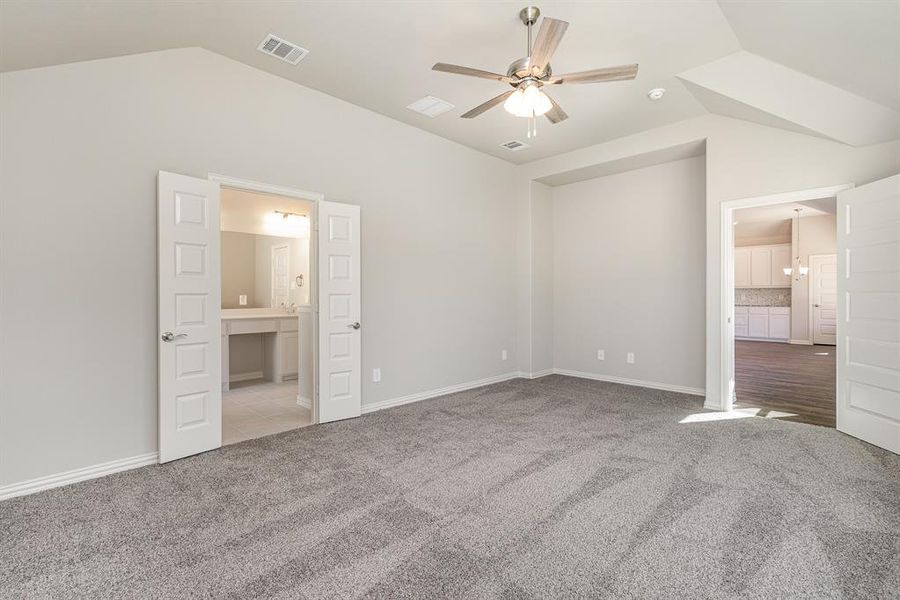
[218,185,314,445]
[721,185,850,427]
[157,171,363,464]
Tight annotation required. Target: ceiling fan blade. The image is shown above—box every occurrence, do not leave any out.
[529,17,569,75]
[432,63,511,82]
[544,93,568,124]
[546,64,639,85]
[460,90,516,118]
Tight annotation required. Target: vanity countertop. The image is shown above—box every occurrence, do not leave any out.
[221,309,303,320]
[735,303,791,307]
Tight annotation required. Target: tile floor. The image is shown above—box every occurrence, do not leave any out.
[222,379,311,445]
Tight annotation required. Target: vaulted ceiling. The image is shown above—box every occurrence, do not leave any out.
[2,1,897,163]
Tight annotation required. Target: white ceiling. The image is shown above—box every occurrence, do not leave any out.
[734,199,835,244]
[1,1,896,164]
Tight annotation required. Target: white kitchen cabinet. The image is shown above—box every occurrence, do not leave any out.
[768,308,790,340]
[748,307,769,338]
[770,245,792,287]
[735,248,751,288]
[735,244,791,288]
[735,306,791,342]
[750,248,772,287]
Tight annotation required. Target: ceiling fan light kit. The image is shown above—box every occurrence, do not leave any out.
[432,6,639,140]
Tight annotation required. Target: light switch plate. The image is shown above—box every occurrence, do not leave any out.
[372,368,381,383]
[597,349,605,360]
[501,349,508,361]
[626,352,635,364]
[239,294,247,306]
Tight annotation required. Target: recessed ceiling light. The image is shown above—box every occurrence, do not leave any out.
[647,88,666,100]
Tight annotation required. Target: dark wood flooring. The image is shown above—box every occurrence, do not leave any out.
[734,340,836,427]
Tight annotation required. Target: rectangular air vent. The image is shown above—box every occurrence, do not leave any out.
[257,34,308,65]
[406,96,455,118]
[500,140,530,151]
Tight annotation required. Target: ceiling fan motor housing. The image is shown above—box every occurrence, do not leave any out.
[507,57,551,85]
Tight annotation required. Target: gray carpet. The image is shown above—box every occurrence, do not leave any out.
[2,375,899,599]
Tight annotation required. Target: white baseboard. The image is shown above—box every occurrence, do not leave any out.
[552,368,706,396]
[230,371,263,383]
[789,339,813,345]
[0,452,159,502]
[296,396,312,409]
[736,337,789,344]
[361,371,521,414]
[517,369,554,379]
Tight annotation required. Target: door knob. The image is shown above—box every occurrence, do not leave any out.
[814,304,821,308]
[161,331,188,342]
[348,322,361,330]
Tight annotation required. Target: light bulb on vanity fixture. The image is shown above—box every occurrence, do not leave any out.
[783,208,809,280]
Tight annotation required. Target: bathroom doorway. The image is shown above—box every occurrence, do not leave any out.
[218,185,315,445]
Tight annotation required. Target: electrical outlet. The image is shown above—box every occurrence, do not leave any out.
[626,352,635,364]
[501,349,508,361]
[239,294,247,306]
[372,368,381,383]
[597,349,605,361]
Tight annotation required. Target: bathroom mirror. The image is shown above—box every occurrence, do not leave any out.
[221,231,310,309]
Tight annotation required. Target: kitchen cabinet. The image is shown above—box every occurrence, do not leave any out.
[734,306,790,341]
[734,244,791,288]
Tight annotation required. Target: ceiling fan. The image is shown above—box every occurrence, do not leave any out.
[432,6,638,137]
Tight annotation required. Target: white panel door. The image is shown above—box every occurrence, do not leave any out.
[837,175,900,454]
[318,200,361,423]
[750,247,772,287]
[810,254,837,345]
[770,245,792,287]
[158,172,221,463]
[735,248,751,287]
[271,244,290,308]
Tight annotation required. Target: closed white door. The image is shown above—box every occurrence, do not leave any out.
[837,175,900,454]
[158,172,222,463]
[271,244,290,308]
[318,200,362,423]
[810,254,837,345]
[735,248,751,287]
[750,247,772,286]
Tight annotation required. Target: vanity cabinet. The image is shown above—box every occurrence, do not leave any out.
[735,244,791,288]
[220,311,300,390]
[735,306,790,341]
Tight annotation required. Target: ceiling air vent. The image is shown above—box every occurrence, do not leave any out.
[257,34,308,65]
[500,140,530,152]
[406,96,455,118]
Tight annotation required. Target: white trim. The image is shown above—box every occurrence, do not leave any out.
[735,337,789,343]
[0,452,159,501]
[230,371,263,383]
[209,173,324,202]
[296,396,312,409]
[553,369,705,396]
[361,372,521,414]
[716,183,853,412]
[518,369,554,379]
[789,339,814,345]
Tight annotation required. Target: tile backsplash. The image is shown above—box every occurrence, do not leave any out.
[735,288,791,307]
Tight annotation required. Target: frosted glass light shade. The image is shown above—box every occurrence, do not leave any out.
[503,85,552,117]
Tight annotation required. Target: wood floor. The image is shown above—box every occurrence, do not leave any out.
[734,340,836,427]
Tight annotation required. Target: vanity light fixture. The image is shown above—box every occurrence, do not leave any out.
[274,210,306,219]
[783,208,809,280]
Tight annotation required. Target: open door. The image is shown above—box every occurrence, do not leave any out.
[317,200,362,423]
[158,171,222,463]
[837,174,900,454]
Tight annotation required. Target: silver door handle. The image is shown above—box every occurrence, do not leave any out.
[161,331,188,342]
[348,322,361,330]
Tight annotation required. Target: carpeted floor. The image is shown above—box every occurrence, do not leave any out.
[2,375,899,599]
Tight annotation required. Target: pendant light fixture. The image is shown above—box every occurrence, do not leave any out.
[783,208,809,280]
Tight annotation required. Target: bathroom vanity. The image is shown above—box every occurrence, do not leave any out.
[221,309,300,391]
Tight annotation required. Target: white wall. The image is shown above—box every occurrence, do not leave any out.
[791,214,837,342]
[520,114,900,409]
[0,48,519,486]
[552,157,707,390]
